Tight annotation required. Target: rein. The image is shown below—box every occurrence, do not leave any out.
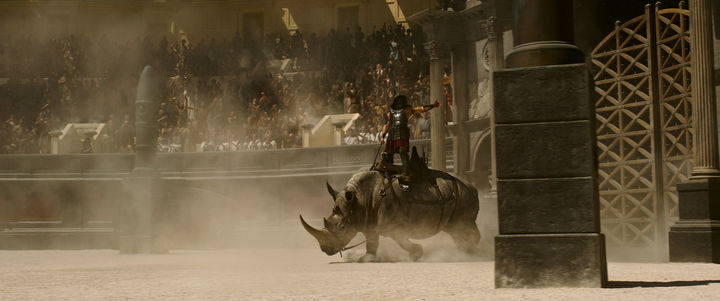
[339,239,367,258]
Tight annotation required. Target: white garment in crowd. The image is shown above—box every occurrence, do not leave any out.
[344,135,361,145]
[363,132,380,144]
[231,140,241,151]
[200,141,216,152]
[217,142,232,152]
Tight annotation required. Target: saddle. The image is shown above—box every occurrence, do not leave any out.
[374,147,429,184]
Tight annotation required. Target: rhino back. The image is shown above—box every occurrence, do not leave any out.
[375,170,479,239]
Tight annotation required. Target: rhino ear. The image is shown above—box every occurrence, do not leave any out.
[344,190,355,202]
[326,182,338,200]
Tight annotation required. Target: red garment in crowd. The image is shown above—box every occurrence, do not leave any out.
[444,85,453,122]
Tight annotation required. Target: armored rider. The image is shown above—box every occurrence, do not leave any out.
[380,95,439,179]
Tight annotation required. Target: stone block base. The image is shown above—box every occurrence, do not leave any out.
[668,177,720,263]
[675,178,720,220]
[497,177,599,233]
[668,220,720,263]
[495,233,607,288]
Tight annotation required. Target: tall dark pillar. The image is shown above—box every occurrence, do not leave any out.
[505,0,584,68]
[132,66,160,177]
[493,1,607,288]
[118,66,165,254]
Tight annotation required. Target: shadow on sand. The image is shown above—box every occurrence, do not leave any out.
[607,280,720,288]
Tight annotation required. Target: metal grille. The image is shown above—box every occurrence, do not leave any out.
[591,3,691,258]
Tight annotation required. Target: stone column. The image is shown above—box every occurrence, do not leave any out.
[426,40,448,171]
[505,0,583,68]
[690,0,720,177]
[119,66,165,254]
[493,1,607,287]
[484,16,504,194]
[301,124,313,148]
[332,121,346,146]
[486,17,506,71]
[451,43,469,176]
[668,0,720,263]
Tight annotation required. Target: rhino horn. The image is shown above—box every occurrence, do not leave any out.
[300,214,331,244]
[326,182,338,200]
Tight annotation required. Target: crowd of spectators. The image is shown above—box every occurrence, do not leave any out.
[1,23,450,154]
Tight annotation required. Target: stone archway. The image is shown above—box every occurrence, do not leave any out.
[468,129,492,195]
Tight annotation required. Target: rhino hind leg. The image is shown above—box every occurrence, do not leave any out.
[446,222,481,255]
[390,234,423,261]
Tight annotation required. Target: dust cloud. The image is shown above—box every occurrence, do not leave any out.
[0,2,494,263]
[158,168,495,263]
[341,233,490,263]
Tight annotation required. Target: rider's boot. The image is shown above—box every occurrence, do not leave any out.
[400,150,411,182]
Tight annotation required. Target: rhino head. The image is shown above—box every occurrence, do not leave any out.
[300,182,360,255]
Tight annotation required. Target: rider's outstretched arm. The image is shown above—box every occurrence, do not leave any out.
[410,101,440,115]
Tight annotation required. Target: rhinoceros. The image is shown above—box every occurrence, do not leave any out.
[300,152,480,262]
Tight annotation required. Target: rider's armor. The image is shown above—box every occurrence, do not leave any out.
[390,108,409,141]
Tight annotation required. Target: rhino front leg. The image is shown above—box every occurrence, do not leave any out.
[390,234,423,261]
[359,231,378,263]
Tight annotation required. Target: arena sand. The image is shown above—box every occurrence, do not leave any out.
[0,247,719,301]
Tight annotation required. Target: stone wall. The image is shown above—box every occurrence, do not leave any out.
[0,140,463,249]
